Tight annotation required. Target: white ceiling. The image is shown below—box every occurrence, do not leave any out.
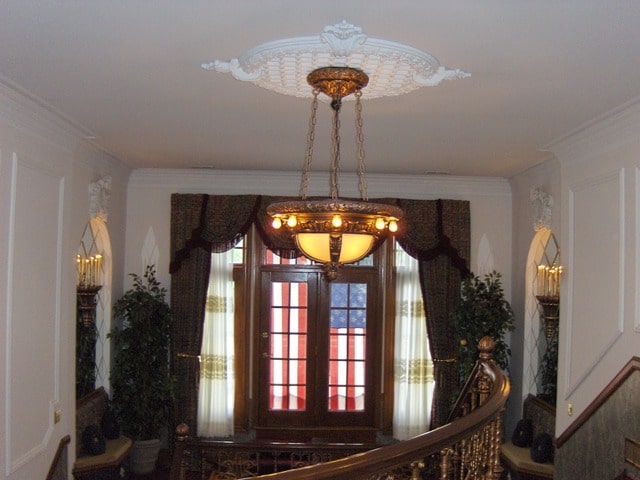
[1,1,639,178]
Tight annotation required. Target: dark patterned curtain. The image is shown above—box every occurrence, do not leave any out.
[396,199,470,429]
[169,194,259,430]
[254,196,299,257]
[169,194,469,432]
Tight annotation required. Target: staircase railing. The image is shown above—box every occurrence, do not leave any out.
[45,435,70,480]
[170,336,510,480]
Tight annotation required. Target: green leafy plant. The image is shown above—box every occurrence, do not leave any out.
[76,320,97,398]
[452,271,515,386]
[109,265,173,440]
[539,331,558,405]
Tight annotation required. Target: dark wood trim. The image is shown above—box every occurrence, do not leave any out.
[46,435,71,480]
[381,240,395,436]
[233,262,250,434]
[556,356,640,447]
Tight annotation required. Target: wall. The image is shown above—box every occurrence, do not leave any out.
[508,158,561,437]
[555,368,640,479]
[0,82,130,479]
[508,100,640,479]
[546,99,640,439]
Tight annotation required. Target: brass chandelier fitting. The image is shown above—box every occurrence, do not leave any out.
[267,66,403,280]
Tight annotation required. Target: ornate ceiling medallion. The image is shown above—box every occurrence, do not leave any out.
[203,21,470,99]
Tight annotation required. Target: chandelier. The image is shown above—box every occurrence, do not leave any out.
[267,66,403,280]
[204,21,471,279]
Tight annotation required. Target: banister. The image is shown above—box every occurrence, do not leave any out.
[46,435,71,480]
[169,336,510,480]
[246,353,509,480]
[556,356,640,448]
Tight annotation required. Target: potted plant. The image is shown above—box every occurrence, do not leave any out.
[451,271,515,387]
[538,330,558,406]
[109,265,172,474]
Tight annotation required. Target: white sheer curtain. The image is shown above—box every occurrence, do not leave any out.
[197,250,235,437]
[393,247,434,440]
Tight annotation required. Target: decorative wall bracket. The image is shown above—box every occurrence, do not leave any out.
[530,187,553,232]
[89,175,112,222]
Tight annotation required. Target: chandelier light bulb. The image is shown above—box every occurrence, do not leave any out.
[388,220,398,233]
[272,217,282,229]
[287,215,298,228]
[375,217,386,230]
[332,215,343,228]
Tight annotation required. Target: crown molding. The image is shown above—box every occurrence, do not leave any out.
[128,168,511,199]
[0,75,94,150]
[543,95,640,165]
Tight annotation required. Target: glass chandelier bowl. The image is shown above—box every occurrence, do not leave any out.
[267,66,404,280]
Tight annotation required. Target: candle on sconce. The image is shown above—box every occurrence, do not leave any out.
[555,265,563,296]
[77,254,82,286]
[537,263,563,297]
[537,265,545,296]
[95,254,102,285]
[77,253,103,287]
[84,258,90,286]
[545,266,551,296]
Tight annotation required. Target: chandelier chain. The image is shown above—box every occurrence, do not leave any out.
[354,91,368,201]
[330,97,341,200]
[267,67,404,279]
[299,89,319,199]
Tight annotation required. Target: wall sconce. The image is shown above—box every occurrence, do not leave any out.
[535,264,562,338]
[76,254,102,327]
[535,295,559,339]
[77,285,102,327]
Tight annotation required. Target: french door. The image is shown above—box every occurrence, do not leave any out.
[257,268,380,431]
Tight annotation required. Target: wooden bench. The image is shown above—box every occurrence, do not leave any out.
[73,387,132,480]
[501,394,555,480]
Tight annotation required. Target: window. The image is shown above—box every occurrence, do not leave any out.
[201,227,431,442]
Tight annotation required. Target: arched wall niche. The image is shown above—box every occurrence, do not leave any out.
[77,217,113,394]
[523,228,560,401]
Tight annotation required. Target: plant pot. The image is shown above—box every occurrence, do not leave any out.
[130,438,161,474]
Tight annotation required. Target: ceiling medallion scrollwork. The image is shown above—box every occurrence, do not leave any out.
[203,21,470,99]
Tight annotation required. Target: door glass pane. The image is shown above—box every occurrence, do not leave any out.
[328,283,366,411]
[269,281,307,410]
